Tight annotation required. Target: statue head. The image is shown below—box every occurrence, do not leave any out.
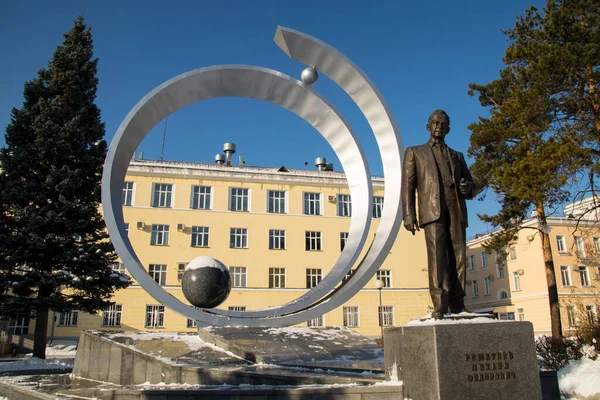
[426,109,450,141]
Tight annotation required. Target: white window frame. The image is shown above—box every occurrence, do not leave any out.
[102,304,122,327]
[586,305,596,324]
[305,231,322,251]
[122,181,135,206]
[307,315,324,327]
[187,319,197,328]
[372,196,384,218]
[191,226,209,247]
[513,272,521,291]
[8,317,29,334]
[567,305,578,327]
[508,244,517,261]
[472,280,479,298]
[191,185,212,210]
[149,264,167,286]
[229,188,250,212]
[579,266,591,286]
[269,267,286,288]
[340,232,349,251]
[481,252,488,269]
[484,276,491,296]
[469,255,476,271]
[230,266,247,288]
[151,183,173,208]
[306,268,322,288]
[560,266,572,286]
[267,190,287,214]
[497,263,505,278]
[337,194,352,217]
[58,311,79,327]
[230,228,248,249]
[517,308,525,321]
[594,237,600,254]
[556,235,567,253]
[575,236,585,258]
[228,306,247,312]
[499,290,509,300]
[145,305,165,328]
[269,229,286,250]
[150,224,170,246]
[376,270,392,288]
[343,306,360,327]
[379,306,394,327]
[303,192,322,216]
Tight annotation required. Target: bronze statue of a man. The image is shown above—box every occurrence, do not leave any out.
[401,109,475,319]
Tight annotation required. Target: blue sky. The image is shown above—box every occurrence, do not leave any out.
[0,0,546,237]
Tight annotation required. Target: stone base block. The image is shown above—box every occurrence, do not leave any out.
[384,321,541,400]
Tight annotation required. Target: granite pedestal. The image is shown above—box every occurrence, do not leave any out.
[384,321,542,400]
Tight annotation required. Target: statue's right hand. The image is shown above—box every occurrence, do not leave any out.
[403,215,420,235]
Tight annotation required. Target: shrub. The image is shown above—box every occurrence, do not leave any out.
[535,335,581,370]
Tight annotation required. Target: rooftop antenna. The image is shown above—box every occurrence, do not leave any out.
[160,116,168,161]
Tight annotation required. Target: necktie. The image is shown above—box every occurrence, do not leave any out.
[434,144,454,188]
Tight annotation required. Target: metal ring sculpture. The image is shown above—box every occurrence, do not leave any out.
[101,27,404,327]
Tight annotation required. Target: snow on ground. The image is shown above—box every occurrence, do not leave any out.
[0,357,73,374]
[406,313,501,326]
[558,357,600,399]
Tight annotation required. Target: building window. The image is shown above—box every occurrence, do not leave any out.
[560,266,572,287]
[102,304,122,327]
[230,266,247,288]
[269,267,286,288]
[145,305,165,328]
[340,232,349,251]
[499,290,509,300]
[579,266,591,286]
[586,305,596,324]
[376,270,392,288]
[150,224,170,246]
[373,196,384,218]
[111,263,127,275]
[307,316,324,327]
[177,262,187,282]
[267,190,286,214]
[149,264,167,285]
[58,311,78,327]
[305,231,322,251]
[481,252,488,269]
[229,188,249,212]
[508,244,517,261]
[556,235,567,253]
[124,223,129,236]
[187,319,197,328]
[513,272,521,291]
[306,268,322,288]
[484,277,492,296]
[122,182,134,206]
[151,183,173,208]
[230,228,248,248]
[517,308,525,321]
[379,306,394,327]
[337,194,352,217]
[8,317,29,335]
[228,306,247,312]
[191,185,211,210]
[575,236,585,258]
[472,280,479,298]
[469,255,476,271]
[497,263,505,278]
[303,192,321,215]
[343,306,360,327]
[343,269,356,283]
[191,226,209,247]
[269,229,286,250]
[594,237,600,254]
[567,305,578,327]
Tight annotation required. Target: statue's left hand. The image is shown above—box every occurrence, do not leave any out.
[459,178,472,195]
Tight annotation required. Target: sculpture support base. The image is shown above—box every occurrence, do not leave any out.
[384,321,542,400]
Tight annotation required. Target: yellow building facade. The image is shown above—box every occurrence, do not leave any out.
[465,199,600,335]
[8,159,433,341]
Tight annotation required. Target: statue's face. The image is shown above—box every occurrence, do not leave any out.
[427,113,450,140]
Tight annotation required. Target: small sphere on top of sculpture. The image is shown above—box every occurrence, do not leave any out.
[181,256,231,308]
[301,66,318,85]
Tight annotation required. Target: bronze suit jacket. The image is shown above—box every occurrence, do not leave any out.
[402,143,474,228]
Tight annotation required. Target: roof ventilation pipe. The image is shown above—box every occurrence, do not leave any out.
[223,143,236,166]
[315,157,327,171]
[215,154,225,165]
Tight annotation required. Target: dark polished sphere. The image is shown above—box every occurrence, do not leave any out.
[182,265,231,308]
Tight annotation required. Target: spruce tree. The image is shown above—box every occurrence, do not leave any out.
[0,16,129,358]
[467,0,598,338]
